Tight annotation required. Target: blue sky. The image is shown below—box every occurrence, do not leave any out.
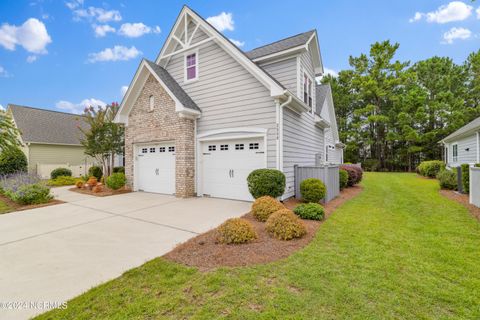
[0,0,478,113]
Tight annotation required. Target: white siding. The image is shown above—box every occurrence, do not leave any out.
[324,128,342,164]
[261,57,298,95]
[299,50,316,108]
[165,28,278,168]
[446,134,478,167]
[283,107,324,198]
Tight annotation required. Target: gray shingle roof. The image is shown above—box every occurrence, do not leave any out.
[245,30,315,60]
[315,84,331,116]
[144,59,201,113]
[8,104,88,145]
[442,116,480,142]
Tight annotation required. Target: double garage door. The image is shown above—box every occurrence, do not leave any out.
[135,138,265,201]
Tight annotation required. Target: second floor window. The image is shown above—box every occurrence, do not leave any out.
[186,53,197,81]
[453,144,458,162]
[303,73,312,108]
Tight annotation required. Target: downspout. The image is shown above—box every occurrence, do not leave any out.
[477,132,479,164]
[277,95,292,172]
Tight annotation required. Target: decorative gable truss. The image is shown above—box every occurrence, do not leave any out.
[155,6,285,97]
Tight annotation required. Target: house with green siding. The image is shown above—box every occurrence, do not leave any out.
[7,104,96,178]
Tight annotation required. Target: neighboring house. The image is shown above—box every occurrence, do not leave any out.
[7,104,95,178]
[441,117,480,168]
[114,5,343,201]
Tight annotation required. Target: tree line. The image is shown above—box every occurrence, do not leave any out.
[322,41,480,171]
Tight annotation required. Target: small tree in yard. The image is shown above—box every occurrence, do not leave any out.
[79,103,124,178]
[0,109,21,152]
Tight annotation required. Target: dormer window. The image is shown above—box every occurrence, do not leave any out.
[303,73,312,108]
[185,52,198,81]
[149,95,154,111]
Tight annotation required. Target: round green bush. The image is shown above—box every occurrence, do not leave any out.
[251,196,285,222]
[417,160,445,178]
[0,147,27,175]
[50,168,72,179]
[217,218,257,244]
[436,170,457,190]
[247,169,285,199]
[7,183,52,205]
[88,166,103,180]
[266,209,306,240]
[113,166,125,174]
[339,169,348,190]
[300,178,326,203]
[293,203,325,220]
[106,173,126,190]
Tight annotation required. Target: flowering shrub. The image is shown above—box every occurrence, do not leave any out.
[0,172,51,204]
[0,172,41,194]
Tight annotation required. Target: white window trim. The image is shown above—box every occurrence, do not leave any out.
[149,95,154,111]
[184,48,199,83]
[302,71,314,112]
[452,143,458,163]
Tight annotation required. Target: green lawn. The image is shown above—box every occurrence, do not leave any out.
[0,199,12,214]
[37,173,480,319]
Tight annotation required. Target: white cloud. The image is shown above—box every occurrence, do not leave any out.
[73,7,122,23]
[442,27,472,44]
[0,65,9,77]
[0,104,4,111]
[323,67,339,77]
[229,38,244,47]
[26,55,37,63]
[88,45,141,63]
[121,85,128,96]
[55,98,106,114]
[93,24,115,37]
[410,1,473,23]
[118,23,161,38]
[65,0,83,10]
[206,12,234,32]
[0,18,52,54]
[477,7,480,19]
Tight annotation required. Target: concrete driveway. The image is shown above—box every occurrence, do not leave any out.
[0,187,251,320]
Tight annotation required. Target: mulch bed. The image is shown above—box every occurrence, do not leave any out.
[0,194,63,213]
[164,186,363,271]
[439,189,480,221]
[69,186,132,197]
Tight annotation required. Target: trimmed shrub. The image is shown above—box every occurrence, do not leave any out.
[247,169,286,199]
[47,176,78,186]
[5,183,52,205]
[436,170,457,190]
[461,164,470,193]
[266,209,306,240]
[92,185,103,193]
[50,168,72,179]
[293,203,325,220]
[86,176,98,187]
[251,196,285,222]
[417,160,445,178]
[75,180,84,188]
[339,169,348,190]
[0,147,27,175]
[217,218,257,244]
[300,178,326,203]
[340,165,363,186]
[106,173,126,190]
[113,166,125,174]
[88,166,103,180]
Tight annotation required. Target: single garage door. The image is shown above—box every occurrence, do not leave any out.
[201,138,265,201]
[136,143,175,194]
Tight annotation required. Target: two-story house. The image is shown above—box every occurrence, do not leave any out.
[114,5,343,201]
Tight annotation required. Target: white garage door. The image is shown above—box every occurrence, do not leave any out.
[201,138,265,201]
[136,143,175,194]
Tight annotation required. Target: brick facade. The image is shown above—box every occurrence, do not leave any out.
[125,74,195,197]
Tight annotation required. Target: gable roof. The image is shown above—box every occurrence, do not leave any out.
[442,117,480,143]
[8,104,87,145]
[245,30,315,60]
[315,84,330,116]
[144,59,200,112]
[314,84,340,143]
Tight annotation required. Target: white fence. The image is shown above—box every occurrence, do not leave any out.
[294,165,340,202]
[36,163,93,179]
[470,167,480,208]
